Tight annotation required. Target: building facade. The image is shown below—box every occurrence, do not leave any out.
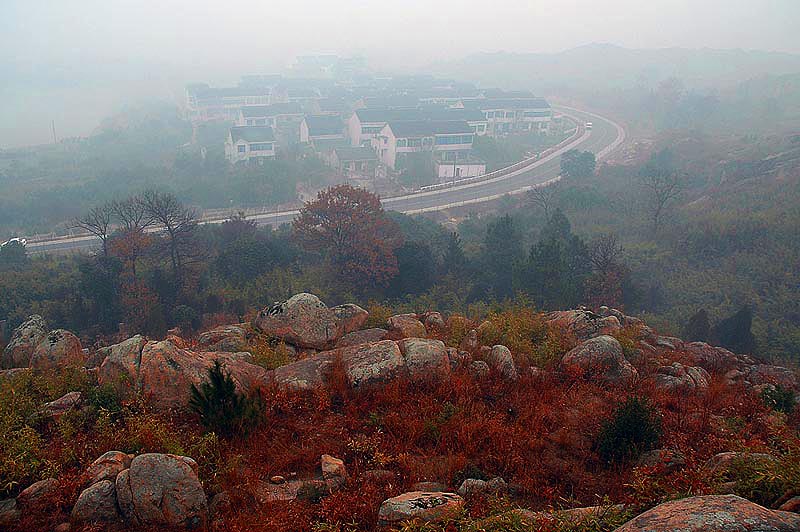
[225,126,276,164]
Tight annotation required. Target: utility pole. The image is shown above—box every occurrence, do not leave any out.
[51,120,57,144]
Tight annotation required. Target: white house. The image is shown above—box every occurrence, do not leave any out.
[331,146,379,179]
[373,120,478,172]
[459,97,553,136]
[347,108,426,147]
[185,84,271,123]
[237,103,305,129]
[300,115,346,144]
[225,126,276,164]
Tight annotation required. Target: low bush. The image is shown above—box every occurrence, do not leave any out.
[596,397,661,464]
[189,360,264,437]
[761,385,796,414]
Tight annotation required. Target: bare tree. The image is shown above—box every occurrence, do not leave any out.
[590,233,624,275]
[641,172,684,234]
[111,194,153,231]
[142,190,199,285]
[527,181,561,218]
[72,203,114,256]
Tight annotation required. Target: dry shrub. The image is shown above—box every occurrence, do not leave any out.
[477,306,547,365]
[363,301,394,329]
[247,335,294,369]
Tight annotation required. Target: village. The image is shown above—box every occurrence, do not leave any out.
[185,55,560,190]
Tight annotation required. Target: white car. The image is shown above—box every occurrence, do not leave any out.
[585,122,593,130]
[1,237,27,248]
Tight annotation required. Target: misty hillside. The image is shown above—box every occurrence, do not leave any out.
[428,44,800,91]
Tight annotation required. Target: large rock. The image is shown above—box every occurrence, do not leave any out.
[196,325,247,352]
[487,345,518,381]
[378,491,464,525]
[17,477,59,508]
[71,479,120,523]
[338,340,405,388]
[653,362,710,391]
[398,338,450,383]
[97,335,148,398]
[116,453,208,528]
[331,304,369,335]
[613,494,800,531]
[746,364,798,390]
[29,329,84,371]
[83,450,133,487]
[683,342,753,372]
[546,309,621,340]
[136,340,267,408]
[271,352,334,391]
[561,335,637,384]
[99,337,269,409]
[386,314,427,339]
[1,315,47,369]
[335,328,387,348]
[252,293,343,350]
[40,391,82,420]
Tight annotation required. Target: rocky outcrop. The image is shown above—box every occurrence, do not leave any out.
[746,364,798,390]
[636,449,686,474]
[71,479,119,522]
[331,304,369,335]
[272,351,334,390]
[29,329,84,371]
[98,337,269,409]
[487,345,518,381]
[196,325,247,352]
[82,451,133,487]
[378,491,464,525]
[252,293,343,350]
[40,391,82,420]
[1,315,47,369]
[338,340,405,388]
[116,453,207,528]
[335,328,387,348]
[613,494,800,531]
[398,338,450,383]
[653,362,710,391]
[683,342,753,372]
[561,335,637,384]
[546,309,621,340]
[386,314,426,339]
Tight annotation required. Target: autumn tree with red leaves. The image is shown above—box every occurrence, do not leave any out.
[293,184,403,287]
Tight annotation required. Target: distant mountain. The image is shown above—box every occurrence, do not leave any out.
[427,43,800,91]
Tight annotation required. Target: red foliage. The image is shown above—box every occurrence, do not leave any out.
[292,184,403,287]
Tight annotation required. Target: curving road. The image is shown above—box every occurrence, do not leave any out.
[25,106,624,253]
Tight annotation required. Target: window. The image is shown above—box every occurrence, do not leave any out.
[238,145,246,153]
[397,138,407,148]
[250,143,273,151]
[505,111,514,118]
[422,137,433,147]
[477,124,486,133]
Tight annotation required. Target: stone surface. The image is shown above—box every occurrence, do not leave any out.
[487,345,518,381]
[423,312,446,332]
[100,338,269,409]
[196,325,247,352]
[636,449,686,474]
[411,482,448,492]
[468,360,490,379]
[546,309,621,340]
[335,328,388,348]
[613,494,800,532]
[561,335,637,384]
[17,477,59,508]
[40,391,82,420]
[252,293,343,350]
[271,351,334,390]
[386,314,426,339]
[321,454,347,480]
[83,450,133,487]
[746,364,798,390]
[704,451,776,477]
[97,335,148,398]
[336,340,405,388]
[378,491,464,525]
[398,338,450,383]
[331,304,369,335]
[779,496,800,513]
[30,329,84,371]
[71,479,120,523]
[0,498,20,527]
[116,453,208,528]
[1,315,47,369]
[653,362,710,391]
[459,329,479,353]
[683,342,753,372]
[457,478,486,496]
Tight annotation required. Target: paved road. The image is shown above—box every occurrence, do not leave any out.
[26,106,623,253]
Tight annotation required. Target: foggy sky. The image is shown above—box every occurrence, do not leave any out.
[2,0,800,147]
